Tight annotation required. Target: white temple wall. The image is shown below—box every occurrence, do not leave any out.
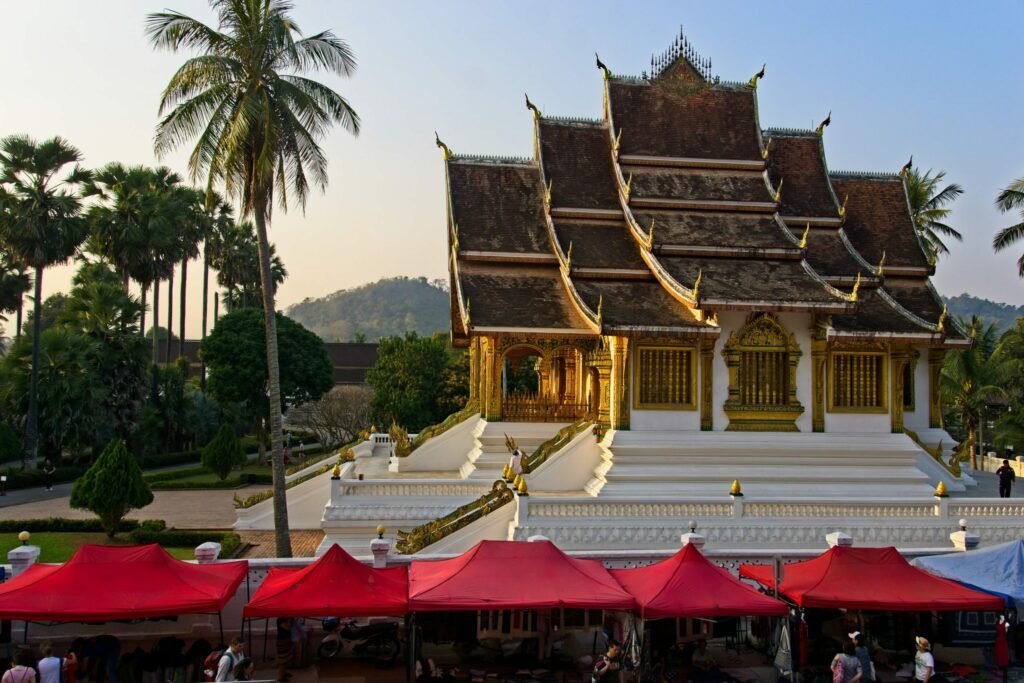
[779,312,814,433]
[904,348,931,431]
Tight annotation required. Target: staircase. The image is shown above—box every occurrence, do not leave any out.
[460,422,570,479]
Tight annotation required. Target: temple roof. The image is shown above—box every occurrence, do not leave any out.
[538,120,619,210]
[552,220,647,271]
[573,278,708,333]
[765,132,842,220]
[830,288,935,336]
[448,160,549,254]
[803,230,873,279]
[626,168,773,204]
[631,211,797,252]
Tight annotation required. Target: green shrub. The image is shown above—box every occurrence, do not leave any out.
[70,440,153,537]
[139,449,202,469]
[127,528,242,557]
[0,518,160,533]
[202,425,246,481]
[0,425,20,464]
[1,465,87,490]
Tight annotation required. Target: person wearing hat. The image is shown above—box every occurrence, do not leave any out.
[914,637,934,683]
[849,632,874,683]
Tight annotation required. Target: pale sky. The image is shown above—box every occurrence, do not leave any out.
[2,1,1023,338]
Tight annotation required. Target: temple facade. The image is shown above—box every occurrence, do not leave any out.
[444,39,967,437]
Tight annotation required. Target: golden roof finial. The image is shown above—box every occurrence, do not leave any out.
[647,218,655,248]
[525,93,542,120]
[815,111,831,136]
[565,240,573,270]
[464,298,471,326]
[900,155,913,177]
[839,193,849,218]
[773,178,783,203]
[937,304,948,333]
[331,463,341,479]
[434,131,453,160]
[748,63,766,88]
[761,137,773,160]
[692,269,703,302]
[544,178,553,207]
[613,129,623,156]
[596,295,604,324]
[799,223,810,249]
[595,52,611,80]
[517,478,529,495]
[850,272,862,302]
[623,173,632,201]
[876,250,886,277]
[452,223,460,251]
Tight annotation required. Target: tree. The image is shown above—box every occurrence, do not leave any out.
[202,423,245,480]
[201,309,333,462]
[941,316,1005,465]
[149,0,359,556]
[20,293,69,337]
[289,385,372,447]
[199,194,234,390]
[208,221,286,312]
[367,333,469,432]
[0,135,91,467]
[70,439,153,537]
[0,251,30,334]
[994,178,1024,276]
[903,168,963,262]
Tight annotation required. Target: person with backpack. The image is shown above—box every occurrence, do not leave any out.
[206,638,244,682]
[592,641,624,683]
[36,644,63,683]
[848,632,874,683]
[2,649,36,683]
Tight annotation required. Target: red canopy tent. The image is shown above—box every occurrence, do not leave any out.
[409,540,636,611]
[612,544,788,619]
[739,546,1005,611]
[244,544,408,617]
[0,544,248,621]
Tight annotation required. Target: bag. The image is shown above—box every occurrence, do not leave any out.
[591,656,610,683]
[202,650,230,682]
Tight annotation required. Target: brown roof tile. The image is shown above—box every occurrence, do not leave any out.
[658,255,845,306]
[448,161,549,254]
[765,134,841,218]
[628,168,772,203]
[631,211,795,250]
[572,278,704,330]
[609,80,762,160]
[831,289,932,334]
[456,260,590,331]
[830,175,930,269]
[538,121,620,210]
[883,280,944,324]
[803,230,870,278]
[553,220,647,270]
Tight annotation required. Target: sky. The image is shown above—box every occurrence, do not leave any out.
[2,1,1023,338]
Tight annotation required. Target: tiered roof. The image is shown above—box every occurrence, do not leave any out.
[443,34,967,346]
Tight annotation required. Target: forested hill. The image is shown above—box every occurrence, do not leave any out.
[944,293,1024,334]
[285,276,450,341]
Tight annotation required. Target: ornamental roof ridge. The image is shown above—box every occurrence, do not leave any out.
[763,127,817,136]
[450,154,536,166]
[610,74,650,85]
[716,80,750,90]
[542,115,604,127]
[830,170,901,180]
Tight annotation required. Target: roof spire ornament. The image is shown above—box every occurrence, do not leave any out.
[524,93,541,120]
[748,63,766,88]
[595,52,611,80]
[565,240,573,270]
[815,111,832,136]
[839,193,849,218]
[799,223,810,249]
[464,298,471,327]
[762,137,773,160]
[876,250,886,277]
[773,178,783,203]
[596,295,604,326]
[692,269,703,302]
[623,173,633,202]
[544,179,553,207]
[613,129,623,156]
[647,218,656,249]
[850,272,862,302]
[899,155,914,177]
[452,223,460,251]
[434,132,453,160]
[937,304,948,333]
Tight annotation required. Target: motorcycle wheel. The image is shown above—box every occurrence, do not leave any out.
[364,635,400,665]
[317,639,343,659]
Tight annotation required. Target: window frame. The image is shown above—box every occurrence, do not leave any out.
[632,344,698,411]
[827,350,889,414]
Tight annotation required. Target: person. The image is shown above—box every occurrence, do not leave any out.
[2,649,36,683]
[593,641,624,683]
[831,642,862,683]
[913,637,934,683]
[276,617,294,682]
[42,459,56,492]
[37,644,63,683]
[215,638,245,682]
[232,658,255,682]
[691,639,718,681]
[509,448,523,476]
[996,460,1016,498]
[849,632,874,683]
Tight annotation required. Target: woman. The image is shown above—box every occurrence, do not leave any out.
[849,632,874,683]
[831,642,862,683]
[2,649,36,683]
[232,658,255,682]
[914,637,934,683]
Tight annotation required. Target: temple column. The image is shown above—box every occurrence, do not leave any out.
[481,336,501,420]
[891,348,909,434]
[928,349,946,428]
[810,326,827,433]
[592,348,613,429]
[537,357,550,400]
[700,338,714,431]
[469,337,480,405]
[610,336,630,430]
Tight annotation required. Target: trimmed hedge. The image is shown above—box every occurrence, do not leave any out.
[148,472,272,490]
[0,518,162,533]
[139,449,202,469]
[127,528,242,557]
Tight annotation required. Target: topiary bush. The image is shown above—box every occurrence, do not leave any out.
[70,440,153,537]
[201,424,246,481]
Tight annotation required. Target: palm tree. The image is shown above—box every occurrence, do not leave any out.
[210,221,286,311]
[994,178,1024,276]
[199,194,233,390]
[903,168,963,262]
[149,0,360,556]
[0,135,91,466]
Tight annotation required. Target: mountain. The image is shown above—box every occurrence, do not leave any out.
[944,293,1024,334]
[285,276,450,341]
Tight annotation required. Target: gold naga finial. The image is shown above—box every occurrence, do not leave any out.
[815,111,832,136]
[525,93,542,120]
[748,63,766,88]
[613,129,623,156]
[799,223,810,249]
[772,178,783,203]
[692,269,703,301]
[434,131,453,160]
[623,172,633,201]
[464,298,471,326]
[899,155,913,177]
[850,272,862,302]
[596,295,604,326]
[761,137,773,160]
[544,178,553,207]
[595,52,611,80]
[839,193,849,218]
[565,240,573,270]
[876,250,886,277]
[452,223,460,251]
[937,304,948,333]
[647,218,656,248]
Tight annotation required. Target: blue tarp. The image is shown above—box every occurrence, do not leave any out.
[912,540,1024,609]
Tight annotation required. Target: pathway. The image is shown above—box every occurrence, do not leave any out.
[237,530,324,557]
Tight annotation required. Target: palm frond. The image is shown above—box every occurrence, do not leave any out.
[992,221,1024,252]
[996,179,1024,212]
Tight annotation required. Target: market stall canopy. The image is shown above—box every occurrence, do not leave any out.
[409,540,636,611]
[739,546,1004,611]
[0,544,247,622]
[612,544,788,619]
[245,543,408,617]
[912,540,1024,609]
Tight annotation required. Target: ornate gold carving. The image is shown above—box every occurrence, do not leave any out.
[700,338,714,430]
[633,344,698,411]
[610,336,631,430]
[799,223,810,249]
[748,63,766,88]
[525,93,541,120]
[396,479,514,554]
[434,131,453,160]
[772,178,783,203]
[890,349,909,431]
[761,137,773,160]
[811,317,828,433]
[815,111,831,136]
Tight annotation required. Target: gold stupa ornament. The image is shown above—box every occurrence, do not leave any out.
[517,478,529,496]
[934,481,948,498]
[730,479,743,497]
[331,463,342,479]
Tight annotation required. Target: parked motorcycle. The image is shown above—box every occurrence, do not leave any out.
[317,617,401,664]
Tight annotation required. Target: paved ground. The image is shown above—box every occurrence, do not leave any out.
[238,529,324,557]
[955,469,1024,498]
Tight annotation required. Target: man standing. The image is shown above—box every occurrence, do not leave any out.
[996,459,1016,498]
[215,638,245,682]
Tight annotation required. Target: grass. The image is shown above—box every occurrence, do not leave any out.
[0,533,197,563]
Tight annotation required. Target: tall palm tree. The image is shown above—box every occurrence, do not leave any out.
[994,178,1024,276]
[149,0,360,556]
[199,194,234,390]
[210,221,286,311]
[0,135,91,466]
[903,167,964,262]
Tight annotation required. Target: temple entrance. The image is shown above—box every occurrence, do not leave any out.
[500,344,591,422]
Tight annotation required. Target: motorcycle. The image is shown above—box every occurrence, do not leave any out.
[317,616,402,664]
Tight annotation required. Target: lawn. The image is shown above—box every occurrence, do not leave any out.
[145,449,332,489]
[0,533,197,563]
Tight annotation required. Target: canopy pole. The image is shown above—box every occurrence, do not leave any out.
[405,613,416,683]
[22,621,27,645]
[263,618,270,662]
[218,611,225,647]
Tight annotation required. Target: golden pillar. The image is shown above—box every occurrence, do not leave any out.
[610,336,630,430]
[700,338,714,431]
[928,348,946,428]
[469,337,481,404]
[481,336,502,420]
[891,348,909,434]
[810,326,827,433]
